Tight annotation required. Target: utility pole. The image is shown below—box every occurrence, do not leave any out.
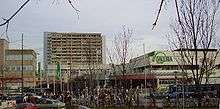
[67,61,71,92]
[182,75,185,109]
[174,71,178,109]
[143,43,146,89]
[60,63,62,93]
[21,33,24,95]
[68,40,72,93]
[38,62,42,93]
[53,67,55,95]
[96,49,99,88]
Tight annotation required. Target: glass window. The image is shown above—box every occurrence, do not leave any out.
[12,66,15,71]
[26,65,33,71]
[16,66,21,71]
[23,66,26,71]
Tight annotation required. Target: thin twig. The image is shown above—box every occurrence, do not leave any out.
[152,0,165,30]
[67,0,80,19]
[52,0,56,5]
[0,0,30,41]
[5,22,9,41]
[0,0,30,26]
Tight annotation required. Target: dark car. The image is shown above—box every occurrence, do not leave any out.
[15,96,25,104]
[16,103,39,109]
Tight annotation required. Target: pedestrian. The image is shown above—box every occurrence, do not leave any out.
[65,92,72,109]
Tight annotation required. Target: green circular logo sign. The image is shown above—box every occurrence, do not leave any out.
[152,52,173,64]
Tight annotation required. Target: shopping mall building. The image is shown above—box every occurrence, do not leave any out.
[110,49,220,90]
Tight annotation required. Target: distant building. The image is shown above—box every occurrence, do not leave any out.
[0,39,9,75]
[43,32,106,83]
[4,49,37,88]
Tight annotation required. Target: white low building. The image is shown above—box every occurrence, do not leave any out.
[124,49,220,89]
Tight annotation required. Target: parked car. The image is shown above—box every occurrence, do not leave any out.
[16,103,39,109]
[35,98,65,109]
[15,96,25,104]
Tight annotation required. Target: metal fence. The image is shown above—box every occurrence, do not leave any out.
[163,98,219,108]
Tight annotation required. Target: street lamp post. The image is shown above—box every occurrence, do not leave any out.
[67,64,70,92]
[182,75,185,109]
[36,53,40,94]
[143,44,147,89]
[21,34,24,95]
[174,71,178,109]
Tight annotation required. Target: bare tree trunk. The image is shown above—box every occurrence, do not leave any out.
[167,0,220,107]
[168,0,220,85]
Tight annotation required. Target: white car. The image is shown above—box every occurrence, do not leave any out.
[35,98,65,109]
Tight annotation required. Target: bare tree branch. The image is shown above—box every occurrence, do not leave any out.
[0,0,80,40]
[109,25,134,88]
[152,0,165,30]
[168,0,220,85]
[0,0,30,41]
[66,0,80,19]
[0,0,30,27]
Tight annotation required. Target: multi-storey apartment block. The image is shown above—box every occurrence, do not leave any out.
[43,32,106,83]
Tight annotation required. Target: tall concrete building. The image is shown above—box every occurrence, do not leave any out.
[43,32,106,82]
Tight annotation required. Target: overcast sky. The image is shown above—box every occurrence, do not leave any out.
[0,0,186,61]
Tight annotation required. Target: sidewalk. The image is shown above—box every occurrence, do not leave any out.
[3,107,15,109]
[79,105,90,109]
